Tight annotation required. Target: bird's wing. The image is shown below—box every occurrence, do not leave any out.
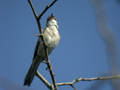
[32,39,40,61]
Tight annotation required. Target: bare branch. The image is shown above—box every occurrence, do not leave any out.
[36,71,52,89]
[38,0,58,20]
[28,0,42,33]
[56,75,120,87]
[71,85,77,90]
[45,57,58,90]
[28,0,37,18]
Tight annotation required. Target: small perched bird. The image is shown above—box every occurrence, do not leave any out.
[24,14,60,86]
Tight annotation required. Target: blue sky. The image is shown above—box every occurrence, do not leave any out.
[0,0,120,90]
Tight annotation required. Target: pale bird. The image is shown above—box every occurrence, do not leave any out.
[24,14,60,86]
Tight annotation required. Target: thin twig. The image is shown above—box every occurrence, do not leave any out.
[28,0,42,33]
[71,85,77,90]
[36,71,52,89]
[56,75,120,87]
[38,0,57,20]
[46,56,58,90]
[28,0,58,90]
[28,0,37,18]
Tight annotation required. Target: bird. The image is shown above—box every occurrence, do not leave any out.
[24,14,60,86]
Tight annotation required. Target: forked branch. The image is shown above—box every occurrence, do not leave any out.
[36,70,120,90]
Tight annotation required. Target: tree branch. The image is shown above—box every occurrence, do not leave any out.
[38,0,58,20]
[28,0,37,18]
[55,75,120,87]
[28,0,58,90]
[28,0,42,33]
[36,71,52,89]
[46,56,58,90]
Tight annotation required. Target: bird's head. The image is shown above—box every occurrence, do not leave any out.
[46,14,58,28]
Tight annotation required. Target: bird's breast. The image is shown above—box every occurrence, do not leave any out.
[43,26,60,54]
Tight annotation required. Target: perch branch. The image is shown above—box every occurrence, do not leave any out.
[28,0,58,90]
[36,71,52,89]
[46,56,57,90]
[55,75,120,87]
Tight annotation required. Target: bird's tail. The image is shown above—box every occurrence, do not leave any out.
[24,57,42,86]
